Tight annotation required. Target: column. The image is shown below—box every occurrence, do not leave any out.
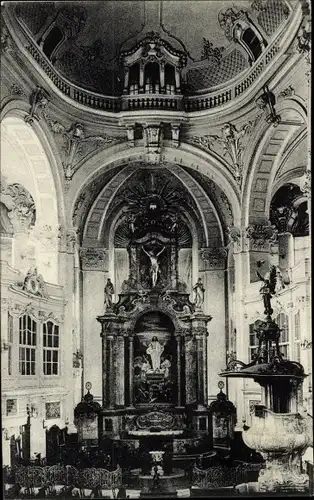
[199,248,226,403]
[116,336,125,407]
[139,63,144,92]
[124,66,130,94]
[160,62,165,92]
[203,330,208,405]
[195,333,205,407]
[232,233,250,427]
[185,335,196,404]
[58,227,78,428]
[176,335,182,407]
[175,67,180,92]
[108,336,114,409]
[129,336,134,407]
[101,326,107,407]
[80,247,106,402]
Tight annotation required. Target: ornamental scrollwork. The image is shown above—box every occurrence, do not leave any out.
[25,87,50,125]
[190,120,258,185]
[200,247,227,269]
[45,116,125,180]
[246,222,278,249]
[79,247,106,270]
[1,181,36,233]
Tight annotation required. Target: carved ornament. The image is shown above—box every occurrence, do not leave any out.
[278,86,295,99]
[80,247,106,270]
[200,247,227,268]
[300,169,311,198]
[201,38,225,64]
[25,87,49,125]
[1,181,36,233]
[189,120,258,185]
[136,411,175,430]
[218,6,248,42]
[45,116,125,180]
[246,222,278,249]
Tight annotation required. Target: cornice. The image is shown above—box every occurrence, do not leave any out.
[1,4,304,129]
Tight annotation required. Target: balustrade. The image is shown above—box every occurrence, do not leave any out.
[13,11,294,115]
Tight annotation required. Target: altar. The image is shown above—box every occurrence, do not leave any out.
[96,172,213,464]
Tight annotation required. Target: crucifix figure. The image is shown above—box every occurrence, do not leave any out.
[142,245,165,287]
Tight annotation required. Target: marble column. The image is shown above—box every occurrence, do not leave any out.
[196,333,205,406]
[176,335,182,407]
[101,326,107,408]
[128,336,134,407]
[108,336,115,409]
[116,336,125,407]
[185,335,196,404]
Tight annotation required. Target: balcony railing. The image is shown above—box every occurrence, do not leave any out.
[9,9,299,115]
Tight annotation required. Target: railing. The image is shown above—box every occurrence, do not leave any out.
[3,465,122,497]
[10,10,297,115]
[192,462,263,489]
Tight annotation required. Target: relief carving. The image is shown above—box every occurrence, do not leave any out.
[80,247,106,270]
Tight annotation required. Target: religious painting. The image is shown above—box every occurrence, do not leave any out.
[133,328,177,405]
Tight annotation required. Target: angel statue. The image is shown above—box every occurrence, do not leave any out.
[142,245,165,288]
[256,265,277,316]
[193,278,205,309]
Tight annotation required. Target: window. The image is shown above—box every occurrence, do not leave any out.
[249,320,262,361]
[42,26,64,60]
[276,313,289,358]
[43,321,59,375]
[294,311,301,363]
[242,28,262,60]
[6,399,17,416]
[19,315,36,375]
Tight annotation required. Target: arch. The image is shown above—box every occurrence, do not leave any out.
[0,105,65,283]
[1,100,65,224]
[242,100,306,226]
[69,142,241,229]
[127,304,186,335]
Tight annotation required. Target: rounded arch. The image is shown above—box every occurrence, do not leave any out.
[242,99,306,226]
[0,104,65,283]
[127,304,185,335]
[68,142,241,228]
[1,100,66,225]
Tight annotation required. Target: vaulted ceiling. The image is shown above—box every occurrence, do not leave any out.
[13,0,295,94]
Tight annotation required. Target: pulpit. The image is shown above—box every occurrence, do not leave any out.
[97,172,214,463]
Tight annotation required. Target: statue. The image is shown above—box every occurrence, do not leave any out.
[104,278,114,309]
[142,245,165,287]
[193,278,205,309]
[146,336,164,372]
[275,266,285,294]
[256,265,277,316]
[160,356,171,379]
[23,267,48,298]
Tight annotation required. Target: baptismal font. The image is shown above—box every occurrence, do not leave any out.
[220,264,312,493]
[96,171,214,490]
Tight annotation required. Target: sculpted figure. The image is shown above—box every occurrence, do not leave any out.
[193,278,205,308]
[146,336,164,371]
[142,245,165,287]
[104,278,114,309]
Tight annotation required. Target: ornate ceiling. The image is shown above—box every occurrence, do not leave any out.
[13,0,294,95]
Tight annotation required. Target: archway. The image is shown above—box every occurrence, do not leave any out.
[1,116,60,283]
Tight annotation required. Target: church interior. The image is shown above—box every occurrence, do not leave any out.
[1,0,312,498]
